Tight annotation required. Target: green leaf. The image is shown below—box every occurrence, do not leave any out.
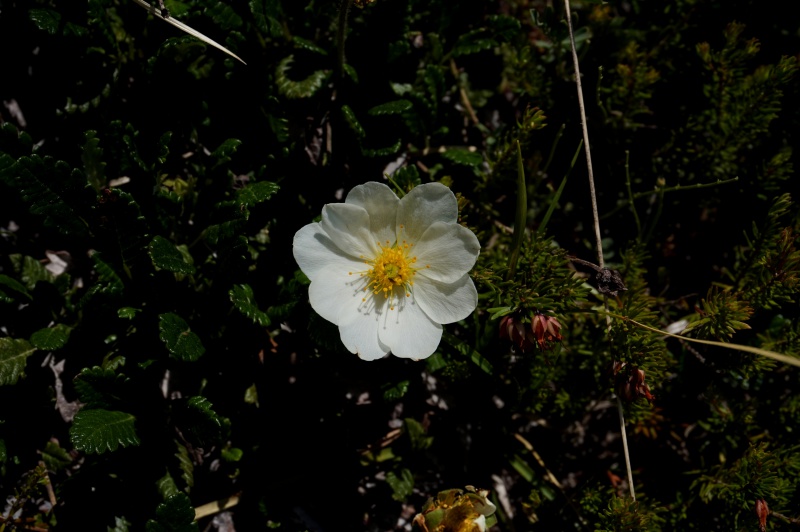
[244,383,259,406]
[293,36,327,55]
[74,366,129,408]
[29,8,61,34]
[158,313,206,362]
[487,14,522,41]
[221,446,243,462]
[386,468,414,502]
[175,396,223,448]
[368,99,413,116]
[0,155,91,238]
[149,236,196,275]
[146,493,198,532]
[175,441,194,490]
[204,201,248,245]
[342,105,365,138]
[156,471,180,499]
[0,274,32,303]
[9,254,56,290]
[382,380,409,401]
[391,165,421,191]
[236,180,279,206]
[82,130,107,191]
[118,307,142,320]
[275,55,330,99]
[210,138,242,169]
[404,418,433,450]
[452,29,497,57]
[70,409,140,454]
[249,0,282,38]
[30,324,72,350]
[442,148,484,167]
[81,253,125,306]
[361,139,403,158]
[204,0,243,30]
[108,516,133,532]
[229,284,271,326]
[0,338,36,386]
[41,440,73,472]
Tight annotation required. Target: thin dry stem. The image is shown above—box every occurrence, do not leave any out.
[563,0,636,501]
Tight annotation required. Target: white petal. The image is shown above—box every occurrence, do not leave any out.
[339,303,391,361]
[413,274,478,324]
[320,203,377,259]
[345,182,400,245]
[377,295,443,359]
[397,183,458,244]
[293,223,361,281]
[307,265,369,326]
[413,221,480,283]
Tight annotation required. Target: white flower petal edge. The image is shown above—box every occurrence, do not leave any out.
[320,202,377,259]
[413,221,480,283]
[293,223,360,281]
[307,265,364,326]
[413,273,478,325]
[339,299,391,360]
[345,182,399,245]
[397,182,459,243]
[377,297,444,360]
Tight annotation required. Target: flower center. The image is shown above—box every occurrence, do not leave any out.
[367,240,416,299]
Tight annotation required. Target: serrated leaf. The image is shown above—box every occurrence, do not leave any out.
[204,0,242,30]
[175,396,223,448]
[404,418,433,450]
[1,155,91,238]
[30,324,72,350]
[146,493,198,532]
[211,138,242,169]
[204,200,248,245]
[29,8,61,34]
[0,338,36,386]
[276,55,330,99]
[341,105,365,138]
[368,99,413,116]
[70,409,140,454]
[0,274,32,303]
[453,33,497,57]
[118,307,142,319]
[82,130,107,191]
[382,380,409,401]
[149,236,196,275]
[386,468,414,502]
[236,180,279,206]
[41,440,73,472]
[442,148,484,167]
[156,471,180,499]
[81,253,125,306]
[391,165,421,191]
[487,14,522,41]
[158,313,206,362]
[175,441,194,490]
[9,254,56,290]
[230,284,271,326]
[249,0,282,38]
[293,35,327,55]
[74,366,129,408]
[361,139,402,158]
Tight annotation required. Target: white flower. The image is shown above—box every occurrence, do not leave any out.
[293,182,480,361]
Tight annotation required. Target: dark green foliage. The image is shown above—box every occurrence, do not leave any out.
[2,0,800,530]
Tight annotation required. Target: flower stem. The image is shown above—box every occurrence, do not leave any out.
[336,0,353,79]
[507,140,527,280]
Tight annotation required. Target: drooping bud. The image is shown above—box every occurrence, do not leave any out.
[531,313,563,350]
[499,314,536,352]
[755,499,769,532]
[614,363,655,402]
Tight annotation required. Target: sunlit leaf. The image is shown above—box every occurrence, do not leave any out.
[30,324,72,350]
[158,313,206,362]
[0,338,36,386]
[230,284,271,326]
[70,409,140,454]
[368,99,413,116]
[236,180,279,206]
[149,236,196,275]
